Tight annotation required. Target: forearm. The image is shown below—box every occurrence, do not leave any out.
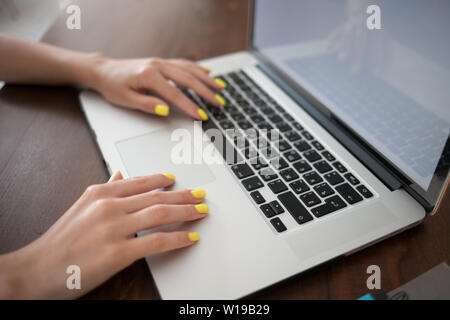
[0,34,103,88]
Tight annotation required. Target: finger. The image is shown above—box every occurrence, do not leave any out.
[168,59,223,90]
[151,73,208,120]
[161,64,224,107]
[125,90,170,117]
[104,173,175,198]
[108,170,123,182]
[120,189,206,213]
[126,203,209,234]
[129,231,199,258]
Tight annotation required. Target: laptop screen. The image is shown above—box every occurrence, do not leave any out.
[253,0,450,198]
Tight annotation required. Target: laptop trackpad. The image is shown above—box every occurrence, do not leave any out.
[115,128,216,190]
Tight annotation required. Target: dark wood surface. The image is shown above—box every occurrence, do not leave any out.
[0,0,448,299]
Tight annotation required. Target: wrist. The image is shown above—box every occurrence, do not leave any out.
[68,51,109,91]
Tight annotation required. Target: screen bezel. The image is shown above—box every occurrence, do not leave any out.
[249,0,450,210]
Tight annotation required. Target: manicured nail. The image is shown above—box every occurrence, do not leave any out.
[155,104,169,116]
[203,66,211,72]
[163,173,175,180]
[215,94,226,106]
[197,108,208,121]
[215,78,227,88]
[108,170,120,182]
[188,232,200,242]
[194,203,209,214]
[191,189,206,199]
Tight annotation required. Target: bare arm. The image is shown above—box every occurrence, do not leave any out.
[0,34,226,119]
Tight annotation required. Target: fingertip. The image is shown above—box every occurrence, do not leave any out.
[155,104,170,117]
[108,170,123,182]
[163,173,175,181]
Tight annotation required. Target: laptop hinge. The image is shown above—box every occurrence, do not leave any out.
[254,58,404,192]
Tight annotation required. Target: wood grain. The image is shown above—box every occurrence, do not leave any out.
[0,0,448,299]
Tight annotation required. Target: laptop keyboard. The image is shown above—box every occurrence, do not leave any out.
[182,70,374,234]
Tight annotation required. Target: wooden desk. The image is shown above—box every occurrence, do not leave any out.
[0,0,448,299]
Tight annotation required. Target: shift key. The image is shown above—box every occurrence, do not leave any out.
[278,191,313,224]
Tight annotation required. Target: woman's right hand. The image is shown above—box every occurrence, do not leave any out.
[0,172,208,299]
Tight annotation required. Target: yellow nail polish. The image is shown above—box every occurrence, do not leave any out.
[195,204,209,214]
[215,78,227,88]
[113,170,120,176]
[191,189,206,199]
[155,104,169,116]
[163,173,175,180]
[215,94,226,106]
[188,232,200,242]
[198,109,208,121]
[203,66,211,72]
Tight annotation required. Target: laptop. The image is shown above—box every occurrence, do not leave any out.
[79,0,450,299]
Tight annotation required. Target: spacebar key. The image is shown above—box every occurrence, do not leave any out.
[278,191,313,225]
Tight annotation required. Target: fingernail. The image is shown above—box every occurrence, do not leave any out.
[188,232,200,242]
[163,173,175,180]
[194,203,209,214]
[215,78,227,88]
[191,189,206,199]
[215,94,226,106]
[203,66,211,72]
[197,108,208,121]
[155,104,169,116]
[108,170,120,182]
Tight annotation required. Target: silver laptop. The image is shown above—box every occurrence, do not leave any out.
[79,0,450,299]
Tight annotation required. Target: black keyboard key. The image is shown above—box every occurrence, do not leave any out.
[313,182,335,198]
[223,105,238,114]
[236,99,250,107]
[231,163,254,179]
[234,136,250,150]
[283,113,295,122]
[336,183,363,204]
[294,140,311,152]
[324,171,344,185]
[303,171,323,185]
[283,150,301,162]
[242,106,257,115]
[311,195,347,217]
[250,191,265,204]
[292,121,303,131]
[344,173,360,185]
[301,130,314,140]
[289,179,310,194]
[260,106,274,114]
[356,185,373,198]
[268,114,283,123]
[276,122,292,132]
[260,204,276,218]
[268,179,288,194]
[275,139,291,152]
[303,150,322,162]
[300,191,321,207]
[260,146,279,159]
[322,151,335,162]
[270,217,287,233]
[279,168,299,182]
[244,146,258,159]
[257,122,273,130]
[250,114,265,123]
[270,157,289,170]
[278,192,313,224]
[293,160,312,174]
[238,120,253,130]
[230,112,245,121]
[259,167,278,181]
[311,141,324,151]
[284,131,301,142]
[249,156,268,170]
[332,161,348,173]
[242,176,264,191]
[313,160,333,173]
[269,200,285,215]
[219,120,234,129]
